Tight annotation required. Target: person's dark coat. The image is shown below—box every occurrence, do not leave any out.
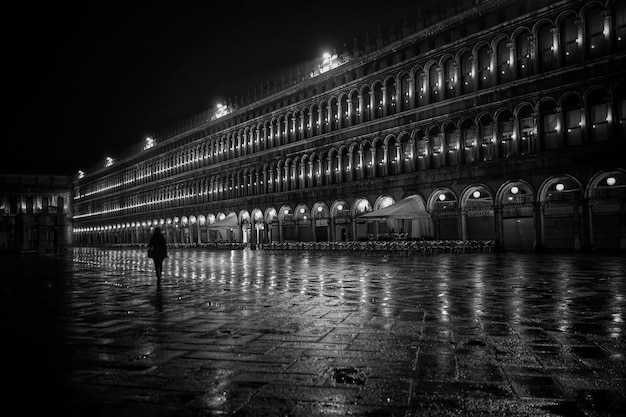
[149,231,168,260]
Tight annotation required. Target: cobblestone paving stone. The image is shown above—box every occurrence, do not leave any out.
[1,248,625,416]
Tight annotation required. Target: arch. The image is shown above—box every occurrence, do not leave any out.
[496,179,536,205]
[460,183,495,208]
[350,197,371,217]
[264,207,278,223]
[251,208,264,223]
[586,168,626,199]
[277,205,294,221]
[397,70,412,111]
[374,194,396,210]
[238,209,251,225]
[537,174,583,203]
[294,204,310,221]
[428,187,458,212]
[537,97,559,150]
[312,201,330,219]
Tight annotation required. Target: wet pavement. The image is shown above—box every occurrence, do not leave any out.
[1,247,624,416]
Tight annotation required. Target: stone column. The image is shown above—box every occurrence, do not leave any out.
[358,150,364,180]
[299,162,306,189]
[494,204,503,249]
[336,153,342,183]
[381,144,389,177]
[551,26,561,68]
[581,198,593,251]
[297,113,304,141]
[460,209,469,241]
[395,79,402,112]
[409,139,417,172]
[346,98,353,126]
[276,166,282,192]
[381,86,388,117]
[534,202,545,252]
[317,107,323,135]
[604,11,613,53]
[337,100,344,129]
[308,161,314,188]
[358,94,364,123]
[556,106,565,148]
[317,159,324,186]
[308,110,315,138]
[471,55,479,92]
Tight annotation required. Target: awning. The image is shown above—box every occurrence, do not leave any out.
[207,212,239,228]
[360,195,431,220]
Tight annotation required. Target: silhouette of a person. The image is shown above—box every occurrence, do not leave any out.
[148,227,168,280]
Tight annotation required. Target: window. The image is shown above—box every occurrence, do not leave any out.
[444,59,456,98]
[565,108,582,146]
[587,7,606,57]
[496,40,510,83]
[561,16,579,65]
[539,25,555,72]
[614,0,626,50]
[462,126,477,163]
[481,124,495,161]
[498,118,514,157]
[477,46,491,89]
[542,111,559,150]
[516,33,532,78]
[400,74,411,111]
[590,102,609,142]
[446,129,459,166]
[429,65,440,103]
[460,53,473,94]
[519,114,535,155]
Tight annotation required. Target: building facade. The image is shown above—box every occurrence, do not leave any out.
[73,0,626,252]
[0,174,72,254]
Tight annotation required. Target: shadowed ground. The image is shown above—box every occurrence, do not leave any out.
[1,248,624,416]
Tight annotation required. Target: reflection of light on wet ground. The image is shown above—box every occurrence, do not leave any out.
[611,292,624,338]
[67,248,626,340]
[4,247,626,416]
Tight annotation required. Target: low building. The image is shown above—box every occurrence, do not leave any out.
[0,175,72,254]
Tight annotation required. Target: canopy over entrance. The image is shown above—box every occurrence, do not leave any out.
[207,212,239,241]
[360,195,434,238]
[207,212,239,228]
[361,195,431,220]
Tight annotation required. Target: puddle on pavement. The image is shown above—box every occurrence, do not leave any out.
[465,339,487,347]
[331,367,368,386]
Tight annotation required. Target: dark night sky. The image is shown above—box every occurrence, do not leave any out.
[2,1,427,176]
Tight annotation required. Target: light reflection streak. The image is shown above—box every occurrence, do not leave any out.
[68,248,625,343]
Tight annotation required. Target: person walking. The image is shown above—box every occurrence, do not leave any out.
[148,227,168,280]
